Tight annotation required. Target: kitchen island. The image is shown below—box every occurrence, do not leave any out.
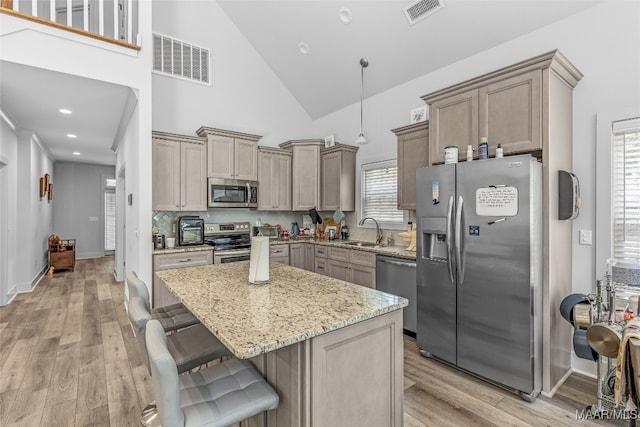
[155,261,407,427]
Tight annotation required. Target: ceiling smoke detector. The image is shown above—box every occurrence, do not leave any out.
[403,0,444,26]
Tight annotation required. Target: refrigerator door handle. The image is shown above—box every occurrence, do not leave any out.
[455,195,465,285]
[446,195,455,284]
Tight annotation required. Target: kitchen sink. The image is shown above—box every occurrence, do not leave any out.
[341,241,381,248]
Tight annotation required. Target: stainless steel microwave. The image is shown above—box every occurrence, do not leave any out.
[207,178,258,208]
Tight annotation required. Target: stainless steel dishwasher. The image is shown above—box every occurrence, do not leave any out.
[376,255,417,335]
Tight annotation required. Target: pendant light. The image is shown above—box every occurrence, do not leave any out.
[356,58,369,145]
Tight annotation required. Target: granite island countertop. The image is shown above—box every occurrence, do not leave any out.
[155,261,408,359]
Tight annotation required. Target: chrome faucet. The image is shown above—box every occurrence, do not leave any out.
[358,217,383,245]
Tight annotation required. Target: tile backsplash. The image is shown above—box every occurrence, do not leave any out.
[152,209,416,248]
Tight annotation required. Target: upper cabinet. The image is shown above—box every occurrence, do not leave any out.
[392,122,429,210]
[258,147,292,211]
[422,50,579,164]
[279,139,324,211]
[196,127,261,180]
[152,131,207,211]
[320,144,359,211]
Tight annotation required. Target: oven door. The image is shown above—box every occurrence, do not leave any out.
[214,249,252,264]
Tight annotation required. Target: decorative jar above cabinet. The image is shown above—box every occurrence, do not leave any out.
[196,127,261,181]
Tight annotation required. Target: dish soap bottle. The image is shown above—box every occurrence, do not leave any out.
[466,145,474,161]
[496,144,504,158]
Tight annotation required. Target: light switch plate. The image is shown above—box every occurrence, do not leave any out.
[579,229,592,245]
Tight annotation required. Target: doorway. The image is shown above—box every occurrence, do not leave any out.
[0,157,8,305]
[114,165,126,282]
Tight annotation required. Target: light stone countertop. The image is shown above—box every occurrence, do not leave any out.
[270,238,417,260]
[155,262,408,359]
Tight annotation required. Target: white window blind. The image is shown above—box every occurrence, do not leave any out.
[361,160,404,225]
[613,117,640,260]
[105,191,116,252]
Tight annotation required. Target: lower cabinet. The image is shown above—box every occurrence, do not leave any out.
[152,250,213,308]
[304,243,315,272]
[270,244,290,265]
[290,243,305,269]
[326,247,376,289]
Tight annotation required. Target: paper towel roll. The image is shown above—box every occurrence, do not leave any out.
[249,236,270,284]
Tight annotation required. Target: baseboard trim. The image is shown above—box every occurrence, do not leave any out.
[13,264,48,293]
[541,368,573,398]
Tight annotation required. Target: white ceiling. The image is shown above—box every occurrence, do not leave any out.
[218,0,601,119]
[0,61,131,166]
[0,1,601,166]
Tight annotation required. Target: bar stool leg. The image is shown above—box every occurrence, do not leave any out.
[141,400,160,427]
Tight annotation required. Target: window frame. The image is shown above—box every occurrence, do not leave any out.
[359,159,407,231]
[595,107,640,279]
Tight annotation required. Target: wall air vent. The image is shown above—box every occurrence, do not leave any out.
[153,33,211,85]
[403,0,444,25]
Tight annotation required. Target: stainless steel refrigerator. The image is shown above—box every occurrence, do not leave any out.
[416,154,542,401]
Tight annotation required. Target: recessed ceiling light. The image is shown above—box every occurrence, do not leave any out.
[59,108,72,114]
[298,42,310,55]
[67,134,77,138]
[72,152,81,156]
[339,7,353,24]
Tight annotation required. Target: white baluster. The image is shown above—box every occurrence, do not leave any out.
[66,0,71,26]
[127,0,132,43]
[83,0,89,31]
[49,0,55,22]
[98,0,104,36]
[113,0,117,39]
[31,0,36,17]
[13,0,18,12]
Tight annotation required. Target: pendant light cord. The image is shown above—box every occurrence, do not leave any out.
[359,58,368,136]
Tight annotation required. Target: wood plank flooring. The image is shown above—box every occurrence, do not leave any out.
[0,257,628,426]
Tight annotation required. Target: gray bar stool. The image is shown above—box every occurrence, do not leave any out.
[145,319,279,427]
[128,296,231,426]
[126,271,199,332]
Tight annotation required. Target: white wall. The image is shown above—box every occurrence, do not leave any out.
[0,110,18,305]
[53,162,115,259]
[152,0,314,145]
[311,1,640,375]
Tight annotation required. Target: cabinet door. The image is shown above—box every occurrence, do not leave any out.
[320,151,341,211]
[235,139,258,181]
[290,244,305,269]
[207,135,235,178]
[258,151,274,210]
[351,264,376,289]
[479,70,541,154]
[304,244,315,272]
[397,127,429,210]
[327,259,350,282]
[181,142,207,211]
[292,145,320,210]
[152,138,181,210]
[274,154,292,210]
[429,89,479,164]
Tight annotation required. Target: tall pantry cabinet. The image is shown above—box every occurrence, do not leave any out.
[421,50,583,395]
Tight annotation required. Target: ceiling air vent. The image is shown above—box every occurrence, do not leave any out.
[403,0,444,25]
[153,33,211,85]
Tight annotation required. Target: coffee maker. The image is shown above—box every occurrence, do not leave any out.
[340,225,349,240]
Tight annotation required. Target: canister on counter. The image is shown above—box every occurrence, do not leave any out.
[479,137,489,159]
[444,145,458,164]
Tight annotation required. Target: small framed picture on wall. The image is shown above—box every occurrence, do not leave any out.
[410,105,427,124]
[324,134,335,148]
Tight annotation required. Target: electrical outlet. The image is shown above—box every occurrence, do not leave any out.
[579,229,592,245]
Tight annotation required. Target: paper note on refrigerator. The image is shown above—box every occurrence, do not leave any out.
[475,186,518,216]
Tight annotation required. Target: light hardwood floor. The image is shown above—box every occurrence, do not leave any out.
[0,257,627,426]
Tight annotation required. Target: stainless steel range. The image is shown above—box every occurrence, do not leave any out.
[204,222,252,264]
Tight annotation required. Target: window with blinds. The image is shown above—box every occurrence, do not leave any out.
[153,33,210,85]
[105,191,116,252]
[613,118,640,260]
[361,160,404,227]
